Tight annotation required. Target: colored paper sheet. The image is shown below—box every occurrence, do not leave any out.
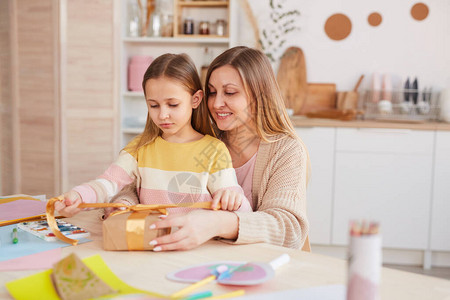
[0,248,62,271]
[0,198,46,221]
[0,224,90,262]
[6,255,166,300]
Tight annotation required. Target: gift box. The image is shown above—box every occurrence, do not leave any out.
[103,211,171,251]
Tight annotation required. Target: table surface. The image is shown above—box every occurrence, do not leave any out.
[1,210,450,299]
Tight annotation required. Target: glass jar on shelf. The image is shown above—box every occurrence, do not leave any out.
[183,18,194,35]
[127,0,141,37]
[199,21,210,35]
[215,19,226,36]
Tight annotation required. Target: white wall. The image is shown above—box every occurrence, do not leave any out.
[239,0,450,92]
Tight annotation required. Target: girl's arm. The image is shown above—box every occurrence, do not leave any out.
[208,142,252,212]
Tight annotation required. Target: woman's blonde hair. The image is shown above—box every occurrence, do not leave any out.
[205,46,310,181]
[205,46,296,142]
[134,53,214,151]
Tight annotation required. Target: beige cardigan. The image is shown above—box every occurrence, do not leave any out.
[233,134,309,249]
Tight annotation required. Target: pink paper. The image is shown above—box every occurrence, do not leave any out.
[0,199,46,220]
[0,248,62,271]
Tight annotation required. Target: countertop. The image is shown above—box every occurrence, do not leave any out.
[291,116,450,131]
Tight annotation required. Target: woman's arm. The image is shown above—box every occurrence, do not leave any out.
[233,137,309,248]
[148,209,239,251]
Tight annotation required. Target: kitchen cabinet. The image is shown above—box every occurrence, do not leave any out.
[430,131,450,251]
[332,128,434,249]
[295,127,335,245]
[120,0,237,147]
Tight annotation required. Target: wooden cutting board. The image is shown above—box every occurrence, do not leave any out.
[276,47,307,115]
[301,83,337,114]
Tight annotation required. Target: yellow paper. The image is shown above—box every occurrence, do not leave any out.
[6,255,166,300]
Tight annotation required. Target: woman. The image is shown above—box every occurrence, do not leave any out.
[149,46,310,251]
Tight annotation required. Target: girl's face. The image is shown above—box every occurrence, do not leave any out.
[207,65,253,132]
[145,77,202,141]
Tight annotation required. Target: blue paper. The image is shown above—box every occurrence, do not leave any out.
[0,224,90,262]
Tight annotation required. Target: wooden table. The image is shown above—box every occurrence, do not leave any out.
[1,210,450,299]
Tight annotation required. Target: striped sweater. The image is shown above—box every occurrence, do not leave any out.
[73,135,251,213]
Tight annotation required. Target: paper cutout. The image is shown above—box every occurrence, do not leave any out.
[0,199,46,221]
[6,255,165,300]
[52,253,116,300]
[0,248,61,271]
[0,224,90,262]
[166,261,274,286]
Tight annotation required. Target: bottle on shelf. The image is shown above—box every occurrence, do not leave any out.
[127,0,141,37]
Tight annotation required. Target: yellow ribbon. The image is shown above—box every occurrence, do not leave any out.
[46,197,219,246]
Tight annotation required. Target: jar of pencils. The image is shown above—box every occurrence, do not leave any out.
[347,221,381,300]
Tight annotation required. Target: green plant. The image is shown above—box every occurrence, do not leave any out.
[259,0,301,62]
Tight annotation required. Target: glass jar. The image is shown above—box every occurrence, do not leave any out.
[127,0,140,37]
[215,19,226,36]
[183,18,194,35]
[199,21,210,35]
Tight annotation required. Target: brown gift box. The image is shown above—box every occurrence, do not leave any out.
[103,211,170,251]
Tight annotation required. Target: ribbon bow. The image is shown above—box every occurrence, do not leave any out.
[46,197,218,246]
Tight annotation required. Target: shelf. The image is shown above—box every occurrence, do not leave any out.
[122,127,144,134]
[178,1,228,8]
[123,36,229,44]
[123,91,144,98]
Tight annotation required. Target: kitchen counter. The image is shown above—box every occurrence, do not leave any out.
[290,116,450,131]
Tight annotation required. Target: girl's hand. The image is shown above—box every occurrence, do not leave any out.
[148,209,238,251]
[104,201,128,219]
[54,190,82,217]
[212,189,243,211]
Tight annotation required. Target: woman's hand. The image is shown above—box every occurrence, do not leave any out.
[54,190,82,217]
[148,209,239,251]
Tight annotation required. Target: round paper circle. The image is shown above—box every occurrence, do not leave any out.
[411,3,429,21]
[325,13,352,41]
[368,12,382,26]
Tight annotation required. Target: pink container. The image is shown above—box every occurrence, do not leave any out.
[128,56,153,92]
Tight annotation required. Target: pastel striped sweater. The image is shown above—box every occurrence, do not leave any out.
[73,135,251,213]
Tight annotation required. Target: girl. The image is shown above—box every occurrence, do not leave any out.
[147,47,310,251]
[56,53,251,217]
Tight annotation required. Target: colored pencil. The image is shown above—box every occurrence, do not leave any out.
[170,275,216,298]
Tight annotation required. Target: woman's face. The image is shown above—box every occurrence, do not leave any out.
[207,65,253,132]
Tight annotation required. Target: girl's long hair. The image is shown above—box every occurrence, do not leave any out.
[134,53,214,151]
[204,46,296,142]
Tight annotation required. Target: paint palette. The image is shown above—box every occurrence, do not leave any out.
[17,219,90,242]
[166,254,290,286]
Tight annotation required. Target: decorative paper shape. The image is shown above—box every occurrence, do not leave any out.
[166,261,274,286]
[368,12,382,27]
[0,224,90,262]
[6,255,165,300]
[411,3,429,21]
[0,199,46,221]
[0,248,62,271]
[324,13,352,41]
[52,253,115,300]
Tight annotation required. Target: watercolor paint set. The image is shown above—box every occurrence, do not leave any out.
[17,219,90,242]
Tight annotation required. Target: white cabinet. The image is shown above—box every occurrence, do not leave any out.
[120,0,238,147]
[430,131,450,251]
[295,127,335,245]
[332,128,434,249]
